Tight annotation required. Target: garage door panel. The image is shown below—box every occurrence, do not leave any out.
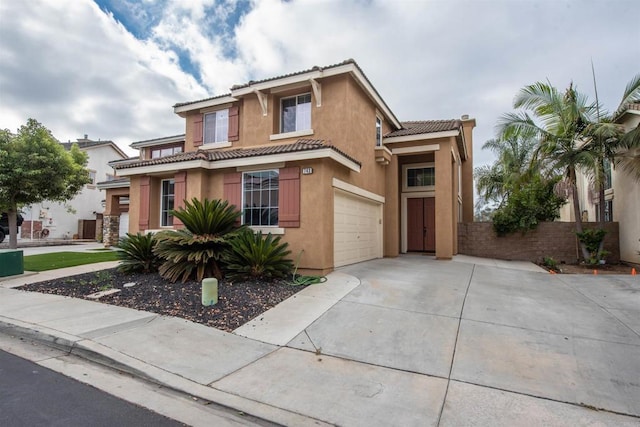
[334,190,383,267]
[119,213,129,238]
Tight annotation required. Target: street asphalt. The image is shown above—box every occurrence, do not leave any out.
[0,244,638,426]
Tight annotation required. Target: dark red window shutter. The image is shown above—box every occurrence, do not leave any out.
[223,172,242,214]
[228,105,239,142]
[173,172,187,227]
[193,114,204,146]
[279,167,300,228]
[139,176,151,230]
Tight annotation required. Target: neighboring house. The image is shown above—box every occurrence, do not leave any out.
[558,102,640,265]
[101,59,475,273]
[22,136,127,241]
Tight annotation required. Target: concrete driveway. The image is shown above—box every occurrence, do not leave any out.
[219,255,640,425]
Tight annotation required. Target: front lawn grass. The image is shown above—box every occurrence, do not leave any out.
[24,251,120,271]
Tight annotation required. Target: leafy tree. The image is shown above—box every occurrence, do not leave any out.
[0,119,90,248]
[153,198,242,282]
[491,175,566,236]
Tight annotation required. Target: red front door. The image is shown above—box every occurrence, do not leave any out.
[407,197,435,252]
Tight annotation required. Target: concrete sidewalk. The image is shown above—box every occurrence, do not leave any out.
[1,256,639,426]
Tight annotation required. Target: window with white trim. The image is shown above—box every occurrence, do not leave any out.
[88,170,96,186]
[204,109,229,144]
[243,170,279,226]
[281,94,311,133]
[402,163,436,192]
[151,145,183,159]
[375,117,382,147]
[160,179,175,227]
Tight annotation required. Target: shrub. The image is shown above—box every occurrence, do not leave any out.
[542,256,559,272]
[117,232,159,273]
[576,228,607,265]
[224,229,293,280]
[153,198,241,282]
[492,175,566,236]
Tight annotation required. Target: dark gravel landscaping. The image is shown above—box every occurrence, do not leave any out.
[19,269,308,332]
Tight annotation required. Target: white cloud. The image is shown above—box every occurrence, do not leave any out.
[0,0,638,169]
[0,0,206,153]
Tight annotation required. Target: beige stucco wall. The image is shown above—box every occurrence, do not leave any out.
[124,70,473,270]
[128,176,141,234]
[460,118,476,222]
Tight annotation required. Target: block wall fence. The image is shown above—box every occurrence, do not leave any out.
[457,222,620,264]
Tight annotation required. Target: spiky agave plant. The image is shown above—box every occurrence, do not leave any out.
[117,232,159,273]
[224,229,293,280]
[153,198,242,282]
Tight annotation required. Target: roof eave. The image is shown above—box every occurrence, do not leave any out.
[383,129,460,144]
[113,148,361,176]
[130,134,186,149]
[97,179,130,190]
[173,96,237,116]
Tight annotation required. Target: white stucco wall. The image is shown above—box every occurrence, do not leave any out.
[22,144,125,239]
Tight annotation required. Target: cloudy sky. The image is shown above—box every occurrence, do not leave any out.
[0,0,638,168]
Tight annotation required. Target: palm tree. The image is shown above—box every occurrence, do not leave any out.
[475,134,539,208]
[497,82,598,261]
[583,74,640,228]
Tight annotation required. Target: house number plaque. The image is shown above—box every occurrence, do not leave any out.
[302,167,313,175]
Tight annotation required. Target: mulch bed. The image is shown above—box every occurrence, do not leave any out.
[18,269,308,332]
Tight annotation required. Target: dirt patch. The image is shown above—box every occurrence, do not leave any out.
[18,269,309,332]
[542,263,638,275]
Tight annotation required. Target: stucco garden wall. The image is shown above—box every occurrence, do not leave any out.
[458,222,620,264]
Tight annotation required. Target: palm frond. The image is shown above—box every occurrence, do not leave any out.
[616,74,640,115]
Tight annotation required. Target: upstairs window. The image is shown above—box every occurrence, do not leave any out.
[204,109,229,144]
[243,170,279,226]
[604,158,612,190]
[408,167,435,187]
[160,179,175,227]
[88,170,96,186]
[375,117,382,147]
[281,94,311,133]
[151,145,183,159]
[403,163,436,192]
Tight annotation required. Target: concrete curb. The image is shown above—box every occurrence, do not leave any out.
[0,314,331,427]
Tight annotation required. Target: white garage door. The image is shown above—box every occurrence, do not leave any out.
[119,212,129,238]
[334,190,383,267]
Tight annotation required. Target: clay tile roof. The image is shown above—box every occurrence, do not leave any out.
[172,59,363,110]
[229,59,356,91]
[385,120,461,138]
[112,139,360,170]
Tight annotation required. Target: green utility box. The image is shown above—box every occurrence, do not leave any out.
[0,250,24,277]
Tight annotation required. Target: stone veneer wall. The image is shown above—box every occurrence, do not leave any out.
[458,222,620,264]
[102,215,120,247]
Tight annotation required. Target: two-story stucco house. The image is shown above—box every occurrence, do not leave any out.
[101,60,475,274]
[22,136,127,241]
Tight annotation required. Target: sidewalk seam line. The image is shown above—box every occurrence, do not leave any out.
[450,378,640,420]
[436,263,475,426]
